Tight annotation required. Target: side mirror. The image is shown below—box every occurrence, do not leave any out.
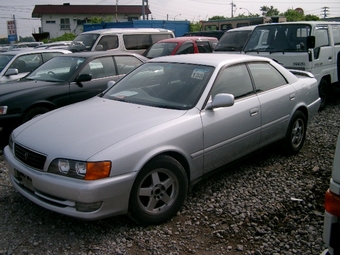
[75,74,92,82]
[205,93,234,110]
[306,36,315,49]
[95,44,104,51]
[5,68,19,76]
[107,80,116,88]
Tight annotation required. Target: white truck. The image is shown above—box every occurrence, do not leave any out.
[243,21,340,110]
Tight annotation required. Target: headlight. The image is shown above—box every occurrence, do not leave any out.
[0,106,7,115]
[48,159,111,180]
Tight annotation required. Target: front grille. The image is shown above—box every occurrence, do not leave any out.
[15,143,46,170]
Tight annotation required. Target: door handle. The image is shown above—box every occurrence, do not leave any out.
[289,94,295,101]
[249,108,259,117]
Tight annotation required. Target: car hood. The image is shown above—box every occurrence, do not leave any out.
[14,96,187,160]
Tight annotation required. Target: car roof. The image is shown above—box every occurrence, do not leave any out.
[226,25,257,32]
[81,28,173,35]
[56,50,148,60]
[148,53,270,67]
[156,36,218,43]
[2,49,72,56]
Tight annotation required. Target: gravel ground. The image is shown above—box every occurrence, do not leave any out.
[1,99,340,255]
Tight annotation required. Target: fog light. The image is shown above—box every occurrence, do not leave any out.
[76,201,103,212]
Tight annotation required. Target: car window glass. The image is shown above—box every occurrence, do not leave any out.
[41,52,65,62]
[211,64,254,99]
[151,34,173,43]
[27,56,86,82]
[124,34,152,50]
[144,42,177,58]
[115,55,144,74]
[81,56,116,79]
[0,54,14,72]
[177,42,194,54]
[98,35,119,51]
[197,41,212,53]
[9,54,42,73]
[248,62,287,92]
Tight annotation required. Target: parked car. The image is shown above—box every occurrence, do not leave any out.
[0,51,147,143]
[322,130,340,255]
[6,42,44,51]
[34,41,72,50]
[68,28,175,54]
[0,49,72,84]
[214,25,256,52]
[143,36,218,59]
[3,53,320,225]
[183,30,225,39]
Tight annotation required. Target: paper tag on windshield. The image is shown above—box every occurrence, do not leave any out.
[191,69,205,80]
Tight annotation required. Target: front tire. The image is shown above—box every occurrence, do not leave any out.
[22,107,50,123]
[129,155,188,225]
[282,110,306,155]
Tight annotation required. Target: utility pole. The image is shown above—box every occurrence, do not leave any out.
[321,7,329,19]
[230,1,236,18]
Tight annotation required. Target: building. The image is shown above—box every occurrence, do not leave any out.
[32,3,151,39]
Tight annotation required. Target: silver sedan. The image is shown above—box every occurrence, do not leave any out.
[4,53,321,225]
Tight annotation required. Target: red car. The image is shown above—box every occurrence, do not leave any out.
[143,36,218,59]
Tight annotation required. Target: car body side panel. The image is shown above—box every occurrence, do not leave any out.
[201,95,261,173]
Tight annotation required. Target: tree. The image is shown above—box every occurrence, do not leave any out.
[209,16,227,20]
[190,21,201,32]
[282,9,305,21]
[260,6,280,16]
[304,14,320,21]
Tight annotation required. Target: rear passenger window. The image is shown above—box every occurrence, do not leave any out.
[177,42,194,54]
[42,52,64,62]
[211,64,254,99]
[197,41,213,53]
[248,62,287,92]
[124,34,152,50]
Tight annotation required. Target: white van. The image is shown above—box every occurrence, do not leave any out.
[243,21,340,110]
[68,28,175,54]
[323,130,340,255]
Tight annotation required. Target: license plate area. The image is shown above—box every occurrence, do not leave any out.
[17,170,34,192]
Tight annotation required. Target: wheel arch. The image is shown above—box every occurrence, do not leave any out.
[22,102,56,121]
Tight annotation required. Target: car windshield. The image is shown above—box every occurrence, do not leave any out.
[143,42,178,59]
[0,54,14,72]
[102,62,214,110]
[243,24,311,53]
[68,34,99,52]
[214,30,252,51]
[26,56,86,82]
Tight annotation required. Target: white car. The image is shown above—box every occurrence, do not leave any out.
[4,53,321,225]
[0,49,71,84]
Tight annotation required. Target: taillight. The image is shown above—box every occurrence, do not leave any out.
[325,189,340,217]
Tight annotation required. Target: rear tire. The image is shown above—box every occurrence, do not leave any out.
[318,79,329,111]
[129,155,188,225]
[282,110,306,155]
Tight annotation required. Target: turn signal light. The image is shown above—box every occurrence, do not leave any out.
[325,189,340,217]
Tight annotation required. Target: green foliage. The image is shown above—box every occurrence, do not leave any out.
[88,16,113,23]
[209,16,227,21]
[282,9,305,21]
[260,6,280,16]
[305,14,320,21]
[43,33,76,43]
[190,21,201,32]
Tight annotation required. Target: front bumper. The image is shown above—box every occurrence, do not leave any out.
[4,145,137,220]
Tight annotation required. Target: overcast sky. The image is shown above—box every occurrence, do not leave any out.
[1,0,339,38]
